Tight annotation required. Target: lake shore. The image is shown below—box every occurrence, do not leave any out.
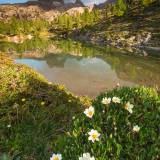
[68,3,160,55]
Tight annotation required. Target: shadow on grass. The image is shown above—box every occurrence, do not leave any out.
[0,59,90,160]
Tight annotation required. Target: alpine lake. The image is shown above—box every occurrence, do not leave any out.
[1,37,160,97]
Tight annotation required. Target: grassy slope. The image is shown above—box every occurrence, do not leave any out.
[0,55,90,160]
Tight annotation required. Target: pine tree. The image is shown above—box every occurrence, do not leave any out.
[74,13,81,29]
[66,15,73,31]
[113,0,127,16]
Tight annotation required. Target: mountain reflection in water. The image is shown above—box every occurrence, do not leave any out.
[16,54,135,97]
[6,38,160,97]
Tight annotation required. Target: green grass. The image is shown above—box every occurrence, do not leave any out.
[55,87,160,159]
[0,53,160,159]
[0,55,90,160]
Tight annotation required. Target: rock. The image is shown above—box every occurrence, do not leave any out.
[52,1,63,7]
[8,35,24,44]
[143,33,152,44]
[38,0,64,6]
[27,34,33,40]
[75,0,85,6]
[143,50,148,56]
[128,36,136,42]
[66,7,92,16]
[94,0,117,8]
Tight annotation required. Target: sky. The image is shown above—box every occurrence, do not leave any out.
[0,0,107,5]
[0,0,28,4]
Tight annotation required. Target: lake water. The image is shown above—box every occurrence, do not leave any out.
[15,55,135,97]
[3,38,159,97]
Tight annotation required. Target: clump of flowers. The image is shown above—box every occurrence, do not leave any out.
[79,153,95,160]
[55,87,160,159]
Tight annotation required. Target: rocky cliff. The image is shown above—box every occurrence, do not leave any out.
[0,0,86,21]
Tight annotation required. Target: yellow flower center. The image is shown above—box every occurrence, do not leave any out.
[124,104,128,110]
[92,133,98,139]
[53,156,59,160]
[88,111,93,116]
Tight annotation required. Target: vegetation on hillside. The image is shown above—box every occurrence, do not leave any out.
[50,0,160,33]
[0,0,159,49]
[68,0,160,48]
[0,55,90,160]
[51,8,101,34]
[0,18,49,36]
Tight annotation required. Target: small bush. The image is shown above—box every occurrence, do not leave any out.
[55,87,160,159]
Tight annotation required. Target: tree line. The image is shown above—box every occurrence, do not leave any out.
[106,0,160,17]
[0,0,159,36]
[0,18,49,36]
[51,0,159,33]
[51,8,101,32]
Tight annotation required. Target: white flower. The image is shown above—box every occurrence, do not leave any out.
[88,129,100,142]
[125,102,134,114]
[84,106,95,118]
[79,153,95,160]
[101,97,111,105]
[7,124,11,128]
[133,125,140,132]
[112,97,121,103]
[72,116,75,120]
[41,102,45,106]
[116,83,120,87]
[21,98,26,102]
[50,153,62,160]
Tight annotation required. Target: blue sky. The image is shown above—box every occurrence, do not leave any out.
[0,0,28,4]
[0,0,107,5]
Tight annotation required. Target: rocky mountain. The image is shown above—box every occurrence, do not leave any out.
[0,0,115,21]
[95,0,116,8]
[0,0,87,21]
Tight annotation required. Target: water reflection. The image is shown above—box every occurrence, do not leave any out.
[7,38,160,97]
[15,54,135,97]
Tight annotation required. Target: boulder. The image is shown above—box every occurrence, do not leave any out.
[52,1,63,7]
